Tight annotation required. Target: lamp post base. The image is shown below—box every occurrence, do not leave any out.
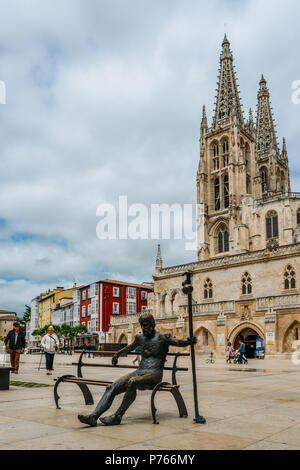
[194,415,206,424]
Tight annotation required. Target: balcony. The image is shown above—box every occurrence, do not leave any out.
[110,314,140,326]
[179,300,235,316]
[255,192,300,205]
[256,293,300,311]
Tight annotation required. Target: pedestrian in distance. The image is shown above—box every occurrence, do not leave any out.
[226,342,234,364]
[238,338,247,364]
[132,345,141,365]
[3,322,25,374]
[41,326,59,375]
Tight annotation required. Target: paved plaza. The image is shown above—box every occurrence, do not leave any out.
[1,353,300,450]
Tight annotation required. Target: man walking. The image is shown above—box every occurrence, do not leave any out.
[238,338,246,364]
[3,322,25,374]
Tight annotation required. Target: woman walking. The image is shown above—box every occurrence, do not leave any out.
[41,326,59,375]
[226,342,234,364]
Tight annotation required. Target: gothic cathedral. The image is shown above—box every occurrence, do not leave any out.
[109,36,300,358]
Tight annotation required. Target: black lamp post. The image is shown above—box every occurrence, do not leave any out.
[182,271,206,424]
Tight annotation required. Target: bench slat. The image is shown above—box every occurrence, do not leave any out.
[75,351,190,357]
[63,379,112,386]
[61,377,177,390]
[72,362,188,372]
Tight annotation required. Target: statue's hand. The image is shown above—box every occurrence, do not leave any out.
[188,336,197,345]
[112,354,119,367]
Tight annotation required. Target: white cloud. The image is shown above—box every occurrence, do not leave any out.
[0,0,299,313]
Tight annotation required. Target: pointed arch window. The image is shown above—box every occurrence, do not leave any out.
[213,144,220,170]
[204,278,213,300]
[281,172,285,193]
[224,174,230,208]
[266,210,279,239]
[245,143,251,170]
[284,265,296,290]
[215,178,220,211]
[222,140,229,167]
[241,272,252,295]
[218,223,229,253]
[261,168,268,194]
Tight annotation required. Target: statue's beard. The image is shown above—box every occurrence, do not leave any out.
[143,327,154,337]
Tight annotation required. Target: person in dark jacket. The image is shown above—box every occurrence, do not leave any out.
[238,339,246,364]
[3,322,25,374]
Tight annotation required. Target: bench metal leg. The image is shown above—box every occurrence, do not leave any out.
[170,386,188,419]
[54,375,94,409]
[151,382,170,425]
[151,383,188,424]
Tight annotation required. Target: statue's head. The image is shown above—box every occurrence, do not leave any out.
[139,312,155,338]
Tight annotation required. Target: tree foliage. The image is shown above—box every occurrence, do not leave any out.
[32,323,88,348]
[18,305,32,335]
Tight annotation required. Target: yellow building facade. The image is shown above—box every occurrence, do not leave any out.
[38,287,74,328]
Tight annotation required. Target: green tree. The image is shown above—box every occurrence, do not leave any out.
[32,323,87,352]
[18,305,32,336]
[32,324,61,341]
[60,323,88,353]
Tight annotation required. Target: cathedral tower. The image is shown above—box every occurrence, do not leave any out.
[255,75,290,197]
[197,36,256,260]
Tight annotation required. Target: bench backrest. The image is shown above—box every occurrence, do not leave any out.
[74,350,189,386]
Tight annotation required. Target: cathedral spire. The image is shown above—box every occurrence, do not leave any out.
[200,105,208,136]
[213,35,244,125]
[256,75,280,159]
[155,244,162,275]
[282,137,287,160]
[281,137,291,191]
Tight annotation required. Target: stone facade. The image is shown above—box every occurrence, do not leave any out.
[0,310,17,340]
[109,36,300,358]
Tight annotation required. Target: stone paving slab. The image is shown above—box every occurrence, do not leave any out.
[1,354,300,450]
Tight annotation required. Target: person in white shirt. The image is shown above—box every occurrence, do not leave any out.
[41,326,59,375]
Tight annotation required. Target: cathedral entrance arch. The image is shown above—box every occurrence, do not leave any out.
[229,322,264,359]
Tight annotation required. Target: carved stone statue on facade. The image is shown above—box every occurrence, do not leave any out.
[240,304,252,321]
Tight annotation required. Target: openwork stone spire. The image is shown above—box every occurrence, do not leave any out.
[201,105,207,129]
[155,244,162,275]
[256,75,280,159]
[200,105,208,138]
[213,35,244,125]
[282,137,288,160]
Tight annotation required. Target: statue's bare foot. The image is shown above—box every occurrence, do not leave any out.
[78,414,98,427]
[100,414,122,426]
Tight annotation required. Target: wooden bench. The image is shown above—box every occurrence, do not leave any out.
[54,350,190,424]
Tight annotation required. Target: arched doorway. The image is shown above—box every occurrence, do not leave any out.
[195,327,216,355]
[283,321,300,352]
[234,328,262,359]
[118,333,127,346]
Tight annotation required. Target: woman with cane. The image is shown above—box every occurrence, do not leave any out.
[41,326,59,375]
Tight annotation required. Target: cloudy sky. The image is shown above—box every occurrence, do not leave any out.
[0,0,299,314]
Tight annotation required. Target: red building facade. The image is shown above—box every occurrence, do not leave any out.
[79,279,152,341]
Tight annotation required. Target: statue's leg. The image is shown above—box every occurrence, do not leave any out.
[78,372,135,426]
[100,373,159,426]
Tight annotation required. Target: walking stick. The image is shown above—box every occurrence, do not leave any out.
[38,350,44,371]
[182,271,206,424]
